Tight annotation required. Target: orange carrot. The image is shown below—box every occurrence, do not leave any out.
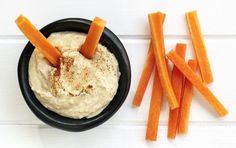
[148,12,179,109]
[178,59,198,134]
[15,15,61,67]
[80,17,106,59]
[186,11,213,84]
[167,50,228,116]
[146,69,163,141]
[152,12,166,57]
[167,43,186,139]
[133,44,155,106]
[132,14,165,107]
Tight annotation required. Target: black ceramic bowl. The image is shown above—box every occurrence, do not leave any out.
[18,18,131,131]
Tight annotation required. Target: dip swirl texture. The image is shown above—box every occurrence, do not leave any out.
[29,32,120,119]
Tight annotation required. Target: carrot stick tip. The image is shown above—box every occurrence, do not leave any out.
[15,14,25,25]
[94,17,107,26]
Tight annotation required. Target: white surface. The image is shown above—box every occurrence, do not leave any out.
[1,0,236,147]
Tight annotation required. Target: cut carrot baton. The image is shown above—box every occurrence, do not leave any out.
[178,59,198,134]
[15,15,61,67]
[148,12,179,109]
[80,17,106,59]
[146,68,163,141]
[167,43,186,139]
[186,11,213,84]
[133,43,155,106]
[132,14,165,107]
[167,50,228,116]
[152,12,166,57]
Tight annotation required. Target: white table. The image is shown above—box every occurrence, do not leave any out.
[1,0,236,147]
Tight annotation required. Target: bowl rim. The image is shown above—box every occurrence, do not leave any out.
[17,18,131,131]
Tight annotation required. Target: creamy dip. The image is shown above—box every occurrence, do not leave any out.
[28,32,120,119]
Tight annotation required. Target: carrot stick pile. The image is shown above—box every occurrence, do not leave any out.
[132,10,228,141]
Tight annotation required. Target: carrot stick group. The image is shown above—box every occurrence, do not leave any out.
[167,43,186,139]
[148,12,179,110]
[178,59,198,134]
[133,43,155,107]
[186,11,213,84]
[15,15,61,67]
[132,10,228,141]
[167,50,228,116]
[80,17,106,59]
[146,69,163,141]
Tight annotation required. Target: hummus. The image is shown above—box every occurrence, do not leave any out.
[28,32,120,119]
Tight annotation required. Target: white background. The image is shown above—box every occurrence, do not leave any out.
[1,0,236,147]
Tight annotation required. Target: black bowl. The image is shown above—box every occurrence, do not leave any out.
[18,18,131,131]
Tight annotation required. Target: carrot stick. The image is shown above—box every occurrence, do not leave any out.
[186,11,213,84]
[178,59,198,134]
[80,17,106,59]
[132,14,165,107]
[167,50,228,116]
[132,43,155,106]
[146,68,163,141]
[148,12,179,109]
[167,43,186,139]
[15,15,61,67]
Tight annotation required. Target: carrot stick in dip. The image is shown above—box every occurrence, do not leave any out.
[15,15,61,67]
[167,50,228,116]
[80,17,106,59]
[186,11,213,84]
[146,69,163,141]
[167,43,186,139]
[148,12,179,109]
[178,59,198,134]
